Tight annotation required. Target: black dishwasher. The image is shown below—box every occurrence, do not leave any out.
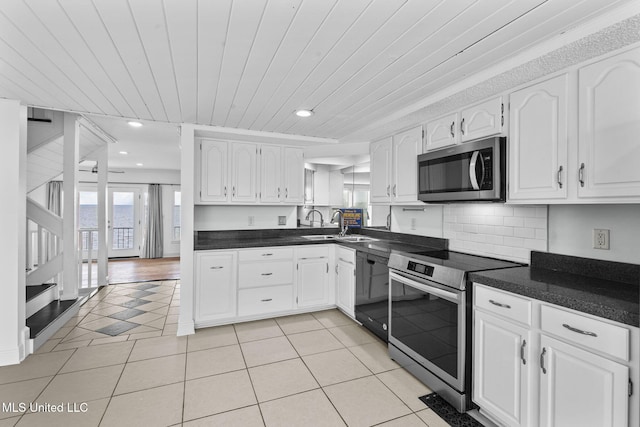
[355,252,390,342]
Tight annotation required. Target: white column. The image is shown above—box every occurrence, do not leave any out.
[61,113,79,300]
[177,124,195,336]
[96,145,109,286]
[0,99,28,365]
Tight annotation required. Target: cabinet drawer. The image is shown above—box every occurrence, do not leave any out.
[540,304,629,361]
[238,247,293,262]
[238,260,293,288]
[296,245,330,259]
[474,284,532,326]
[238,285,294,316]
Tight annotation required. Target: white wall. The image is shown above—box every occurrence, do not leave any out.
[194,205,297,230]
[549,204,640,264]
[391,205,443,238]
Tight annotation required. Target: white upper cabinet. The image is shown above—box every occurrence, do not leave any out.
[509,74,569,201]
[370,137,393,203]
[460,97,504,142]
[197,139,304,205]
[230,142,258,203]
[260,145,282,203]
[283,147,305,204]
[370,126,423,204]
[425,112,458,151]
[392,126,423,203]
[578,46,640,200]
[507,46,640,204]
[198,139,228,202]
[424,97,504,151]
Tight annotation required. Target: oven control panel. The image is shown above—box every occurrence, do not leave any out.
[407,261,434,277]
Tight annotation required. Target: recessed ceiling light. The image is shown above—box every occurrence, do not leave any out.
[295,109,313,118]
[119,151,128,155]
[128,121,143,127]
[136,163,143,166]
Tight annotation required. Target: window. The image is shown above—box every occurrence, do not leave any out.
[173,191,181,241]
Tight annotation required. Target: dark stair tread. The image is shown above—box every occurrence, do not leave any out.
[27,299,77,338]
[26,283,57,302]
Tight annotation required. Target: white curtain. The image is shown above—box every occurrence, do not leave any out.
[45,181,63,262]
[142,184,164,258]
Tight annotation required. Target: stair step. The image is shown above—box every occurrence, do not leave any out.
[27,299,78,339]
[26,283,57,302]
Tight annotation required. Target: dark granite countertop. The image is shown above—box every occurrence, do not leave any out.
[194,227,448,259]
[469,251,639,327]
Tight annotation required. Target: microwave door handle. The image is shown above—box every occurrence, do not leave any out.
[469,151,480,190]
[478,151,486,188]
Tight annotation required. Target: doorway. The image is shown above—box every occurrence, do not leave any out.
[109,188,143,258]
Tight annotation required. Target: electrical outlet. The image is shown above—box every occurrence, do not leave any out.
[278,216,287,226]
[411,218,416,230]
[248,216,255,226]
[593,229,610,250]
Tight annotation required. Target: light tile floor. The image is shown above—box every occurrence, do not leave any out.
[0,280,452,427]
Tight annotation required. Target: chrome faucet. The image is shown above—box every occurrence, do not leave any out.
[305,209,324,228]
[331,210,348,237]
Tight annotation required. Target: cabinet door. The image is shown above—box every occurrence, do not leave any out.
[392,126,422,203]
[230,142,258,203]
[283,147,304,204]
[260,145,282,203]
[460,97,504,142]
[195,252,236,321]
[199,140,228,202]
[539,334,629,427]
[509,75,568,201]
[297,258,330,308]
[370,137,392,203]
[425,112,458,151]
[578,47,640,199]
[336,258,355,318]
[474,310,531,427]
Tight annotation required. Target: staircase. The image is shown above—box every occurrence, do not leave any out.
[26,284,83,350]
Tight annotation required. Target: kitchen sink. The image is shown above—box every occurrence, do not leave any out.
[300,235,338,240]
[335,236,378,242]
[300,235,378,242]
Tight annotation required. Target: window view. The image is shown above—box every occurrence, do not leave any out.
[79,191,98,250]
[112,191,135,250]
[173,191,181,241]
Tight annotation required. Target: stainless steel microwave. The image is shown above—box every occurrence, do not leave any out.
[417,137,506,202]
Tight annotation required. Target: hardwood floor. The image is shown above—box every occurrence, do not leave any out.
[108,257,180,284]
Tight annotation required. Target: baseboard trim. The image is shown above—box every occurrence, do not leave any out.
[176,319,195,336]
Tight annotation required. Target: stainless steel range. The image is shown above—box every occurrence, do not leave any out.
[387,249,521,412]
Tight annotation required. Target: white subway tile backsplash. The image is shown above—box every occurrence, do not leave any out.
[441,203,549,263]
[525,217,547,229]
[504,216,524,227]
[513,227,535,239]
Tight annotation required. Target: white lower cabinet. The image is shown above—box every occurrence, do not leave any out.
[296,246,331,308]
[335,246,355,318]
[195,251,237,322]
[195,244,341,327]
[474,310,532,427]
[473,284,638,427]
[539,334,629,427]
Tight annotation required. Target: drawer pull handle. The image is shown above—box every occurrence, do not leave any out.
[261,272,273,276]
[562,323,597,337]
[261,298,272,302]
[520,339,527,365]
[489,299,511,309]
[540,347,547,374]
[210,266,224,270]
[262,253,273,256]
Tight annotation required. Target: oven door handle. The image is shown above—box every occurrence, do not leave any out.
[389,271,460,304]
[469,150,480,190]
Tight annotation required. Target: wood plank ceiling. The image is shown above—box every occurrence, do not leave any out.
[0,0,633,141]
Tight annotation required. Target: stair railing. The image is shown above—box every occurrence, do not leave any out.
[26,198,63,288]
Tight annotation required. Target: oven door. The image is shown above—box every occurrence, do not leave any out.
[388,270,465,392]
